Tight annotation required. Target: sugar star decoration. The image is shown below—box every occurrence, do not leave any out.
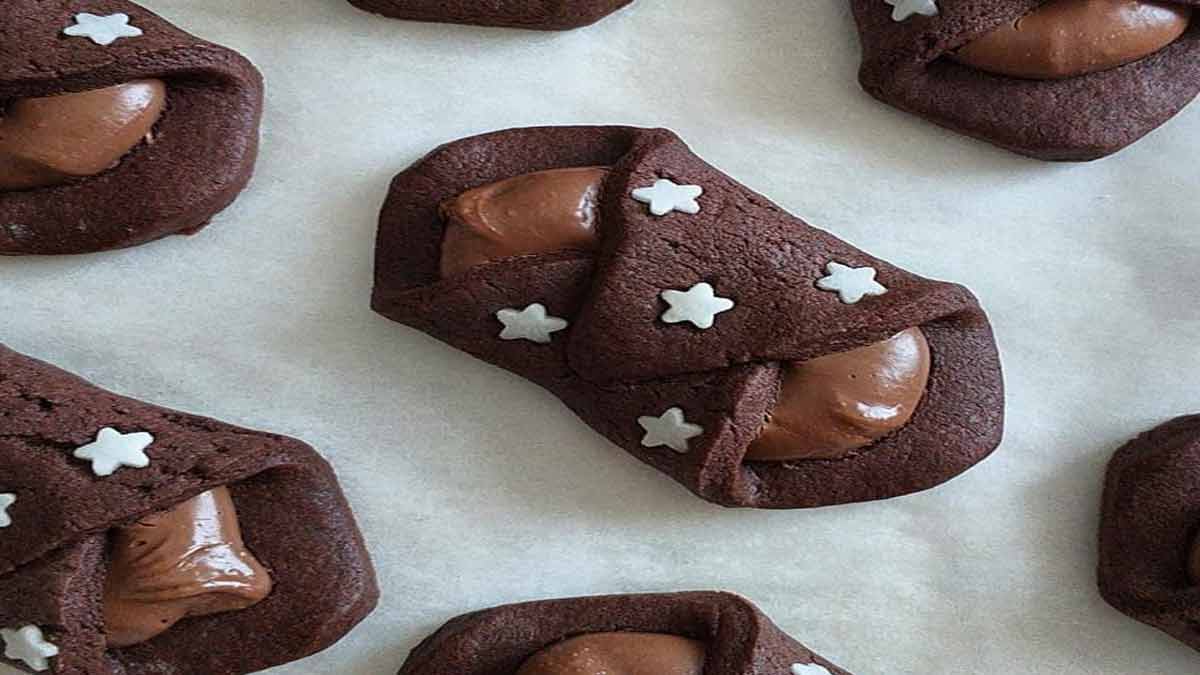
[631,179,703,216]
[63,12,143,46]
[816,262,888,304]
[496,303,569,344]
[73,427,153,477]
[2,625,59,672]
[885,0,939,21]
[0,494,14,528]
[661,282,734,329]
[638,407,704,453]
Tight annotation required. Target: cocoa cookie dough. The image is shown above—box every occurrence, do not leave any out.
[0,344,378,674]
[851,0,1199,160]
[371,125,1005,509]
[0,1,264,254]
[344,0,633,29]
[1098,415,1200,653]
[396,592,851,675]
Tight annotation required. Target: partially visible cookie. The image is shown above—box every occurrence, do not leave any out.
[849,0,1199,160]
[396,592,852,675]
[1099,415,1200,652]
[0,1,263,254]
[345,0,633,29]
[0,344,378,674]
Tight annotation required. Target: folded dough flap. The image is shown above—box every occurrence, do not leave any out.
[0,344,377,672]
[370,125,651,386]
[0,0,251,99]
[0,0,263,255]
[398,592,851,675]
[1099,415,1200,617]
[372,125,647,295]
[567,130,983,384]
[0,537,111,674]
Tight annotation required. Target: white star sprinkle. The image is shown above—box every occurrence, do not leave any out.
[496,304,569,344]
[638,407,703,453]
[63,12,143,46]
[816,262,888,304]
[660,282,734,329]
[631,179,703,216]
[885,0,938,21]
[2,625,58,672]
[791,664,833,675]
[73,427,153,477]
[0,494,14,529]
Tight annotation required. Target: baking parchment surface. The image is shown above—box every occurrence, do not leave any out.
[2,0,1199,672]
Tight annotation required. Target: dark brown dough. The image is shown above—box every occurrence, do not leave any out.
[345,0,633,30]
[371,125,1005,509]
[0,0,264,254]
[1099,415,1200,652]
[396,592,852,675]
[0,344,378,674]
[849,0,1200,160]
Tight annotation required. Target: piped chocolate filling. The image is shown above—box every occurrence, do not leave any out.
[102,486,271,648]
[948,0,1192,80]
[745,328,930,462]
[515,632,705,675]
[440,166,607,277]
[0,80,166,192]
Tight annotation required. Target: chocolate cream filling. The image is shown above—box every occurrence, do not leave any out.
[515,632,705,675]
[0,80,166,192]
[744,328,930,461]
[949,0,1192,80]
[102,486,271,648]
[439,166,606,277]
[439,167,931,462]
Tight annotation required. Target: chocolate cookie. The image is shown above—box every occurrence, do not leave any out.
[396,592,852,675]
[344,0,633,29]
[0,344,378,674]
[850,0,1199,160]
[371,125,1005,509]
[1099,415,1200,652]
[0,1,264,255]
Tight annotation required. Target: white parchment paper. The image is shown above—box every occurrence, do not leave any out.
[3,0,1200,672]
